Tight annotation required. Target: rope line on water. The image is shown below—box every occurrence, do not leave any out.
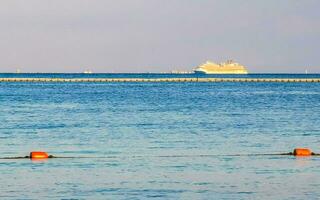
[0,149,319,160]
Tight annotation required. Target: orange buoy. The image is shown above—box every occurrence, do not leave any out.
[30,151,49,159]
[293,148,312,156]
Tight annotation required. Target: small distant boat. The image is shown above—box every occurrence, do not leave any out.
[194,60,248,74]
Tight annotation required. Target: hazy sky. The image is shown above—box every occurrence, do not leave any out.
[1,0,319,73]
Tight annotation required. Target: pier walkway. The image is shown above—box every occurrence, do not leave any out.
[0,78,319,83]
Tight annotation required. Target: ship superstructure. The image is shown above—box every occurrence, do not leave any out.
[194,60,248,74]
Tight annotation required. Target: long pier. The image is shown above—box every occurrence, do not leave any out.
[0,78,319,83]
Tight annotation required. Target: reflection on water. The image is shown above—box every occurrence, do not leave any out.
[0,75,320,199]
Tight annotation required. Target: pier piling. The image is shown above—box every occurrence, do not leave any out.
[0,78,319,83]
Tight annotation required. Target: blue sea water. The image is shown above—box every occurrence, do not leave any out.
[0,74,319,199]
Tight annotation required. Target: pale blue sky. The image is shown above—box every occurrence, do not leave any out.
[0,0,319,73]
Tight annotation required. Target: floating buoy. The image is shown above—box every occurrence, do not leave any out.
[0,148,318,160]
[30,151,49,159]
[293,148,312,156]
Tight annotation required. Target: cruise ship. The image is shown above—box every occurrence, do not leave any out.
[194,60,248,74]
[83,70,93,74]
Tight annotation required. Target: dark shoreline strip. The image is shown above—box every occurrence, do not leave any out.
[0,78,320,83]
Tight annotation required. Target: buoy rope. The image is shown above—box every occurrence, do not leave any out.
[1,152,319,160]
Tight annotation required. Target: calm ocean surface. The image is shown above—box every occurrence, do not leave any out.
[0,74,320,199]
